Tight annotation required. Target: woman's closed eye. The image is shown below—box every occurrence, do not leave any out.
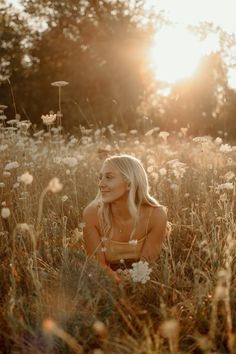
[98,174,114,182]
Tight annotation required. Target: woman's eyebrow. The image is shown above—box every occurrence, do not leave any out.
[99,172,114,177]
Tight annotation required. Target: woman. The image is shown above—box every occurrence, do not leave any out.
[83,154,168,280]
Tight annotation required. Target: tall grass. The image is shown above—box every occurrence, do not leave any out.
[0,122,235,353]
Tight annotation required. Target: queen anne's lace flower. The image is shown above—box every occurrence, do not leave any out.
[47,178,63,193]
[129,260,152,284]
[5,161,20,170]
[217,182,234,191]
[20,172,33,185]
[1,207,10,219]
[51,81,69,87]
[159,131,170,142]
[41,114,57,125]
[219,144,232,153]
[62,157,78,168]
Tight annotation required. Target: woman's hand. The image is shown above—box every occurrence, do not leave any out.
[103,265,122,283]
[116,269,131,281]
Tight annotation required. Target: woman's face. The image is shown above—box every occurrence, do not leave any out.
[98,162,129,203]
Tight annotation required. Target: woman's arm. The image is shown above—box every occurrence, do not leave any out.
[82,202,107,265]
[140,206,168,262]
[83,202,121,282]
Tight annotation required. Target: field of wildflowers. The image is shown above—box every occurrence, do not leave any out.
[0,107,236,353]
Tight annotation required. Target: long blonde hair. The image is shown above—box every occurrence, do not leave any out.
[95,154,161,239]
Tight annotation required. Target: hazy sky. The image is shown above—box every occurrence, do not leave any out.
[144,0,236,36]
[7,0,236,35]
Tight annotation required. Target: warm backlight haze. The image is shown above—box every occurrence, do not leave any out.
[6,0,236,88]
[148,26,220,84]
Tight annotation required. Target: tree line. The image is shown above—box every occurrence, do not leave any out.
[1,0,236,137]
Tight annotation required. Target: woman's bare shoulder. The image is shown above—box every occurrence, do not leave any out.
[151,205,167,225]
[83,200,100,223]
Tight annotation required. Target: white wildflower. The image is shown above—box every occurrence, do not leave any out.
[159,131,170,142]
[0,144,8,152]
[147,166,154,173]
[62,157,78,168]
[61,195,68,202]
[73,228,83,241]
[92,320,107,337]
[18,121,31,132]
[214,137,223,145]
[69,137,78,145]
[159,167,167,176]
[129,260,152,284]
[0,114,7,121]
[180,127,188,136]
[108,125,116,134]
[217,182,234,191]
[170,183,180,192]
[219,193,228,202]
[167,159,187,179]
[81,136,92,145]
[20,172,33,185]
[130,129,137,135]
[224,171,235,181]
[5,161,20,170]
[51,81,69,87]
[151,172,159,182]
[219,144,232,153]
[215,285,226,300]
[94,129,101,137]
[79,222,85,229]
[41,114,57,125]
[160,319,179,338]
[105,144,112,151]
[129,239,138,245]
[1,207,10,219]
[47,178,63,193]
[193,136,211,143]
[3,172,11,177]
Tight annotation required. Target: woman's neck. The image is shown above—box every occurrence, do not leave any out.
[111,201,131,221]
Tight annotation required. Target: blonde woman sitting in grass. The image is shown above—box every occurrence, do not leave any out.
[83,154,168,282]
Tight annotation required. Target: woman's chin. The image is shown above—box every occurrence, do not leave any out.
[101,196,112,203]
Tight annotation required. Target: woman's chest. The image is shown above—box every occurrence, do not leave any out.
[111,217,149,242]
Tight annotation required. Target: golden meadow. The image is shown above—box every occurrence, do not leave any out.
[0,118,235,353]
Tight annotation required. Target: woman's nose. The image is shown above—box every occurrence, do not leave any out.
[98,177,106,187]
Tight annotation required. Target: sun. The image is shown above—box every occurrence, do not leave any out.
[148,25,218,84]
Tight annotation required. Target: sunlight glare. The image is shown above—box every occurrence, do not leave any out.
[228,68,236,89]
[148,25,219,84]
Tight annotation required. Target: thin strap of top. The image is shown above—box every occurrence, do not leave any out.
[145,207,154,236]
